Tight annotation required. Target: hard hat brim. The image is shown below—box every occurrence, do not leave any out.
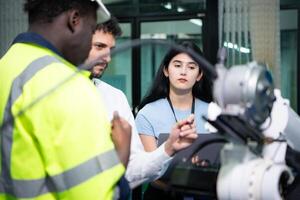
[92,0,111,23]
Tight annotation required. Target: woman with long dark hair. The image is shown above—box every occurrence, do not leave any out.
[135,41,212,199]
[138,41,211,110]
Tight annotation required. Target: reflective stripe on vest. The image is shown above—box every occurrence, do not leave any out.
[0,55,120,198]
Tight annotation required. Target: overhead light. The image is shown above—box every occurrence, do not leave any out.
[189,19,202,26]
[141,34,151,39]
[142,33,167,39]
[224,42,251,54]
[177,6,185,12]
[178,33,191,39]
[239,47,251,54]
[152,33,167,39]
[163,2,172,10]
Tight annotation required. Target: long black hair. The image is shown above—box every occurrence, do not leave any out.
[138,41,212,110]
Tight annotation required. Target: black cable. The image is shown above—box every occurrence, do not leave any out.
[265,133,287,161]
[264,133,287,144]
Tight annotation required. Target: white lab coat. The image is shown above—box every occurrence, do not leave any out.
[93,78,172,188]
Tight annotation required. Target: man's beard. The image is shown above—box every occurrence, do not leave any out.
[94,71,104,79]
[89,72,103,80]
[89,64,107,80]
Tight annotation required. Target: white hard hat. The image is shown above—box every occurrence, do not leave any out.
[91,0,111,23]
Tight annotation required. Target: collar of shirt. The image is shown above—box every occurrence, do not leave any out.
[12,32,93,76]
[92,78,102,86]
[12,32,63,57]
[81,70,91,78]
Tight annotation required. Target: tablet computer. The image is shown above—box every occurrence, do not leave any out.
[157,133,227,183]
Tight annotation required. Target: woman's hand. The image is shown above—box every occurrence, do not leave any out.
[164,114,198,156]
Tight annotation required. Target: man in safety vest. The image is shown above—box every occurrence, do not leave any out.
[0,0,130,199]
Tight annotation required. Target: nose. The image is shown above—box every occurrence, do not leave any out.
[102,49,111,63]
[180,66,187,75]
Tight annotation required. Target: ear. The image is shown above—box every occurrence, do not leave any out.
[163,66,169,77]
[196,70,203,81]
[67,10,80,33]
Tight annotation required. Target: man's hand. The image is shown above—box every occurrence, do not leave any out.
[164,114,198,156]
[111,111,132,167]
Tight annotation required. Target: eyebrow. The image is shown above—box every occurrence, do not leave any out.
[93,42,107,47]
[93,42,115,50]
[172,60,198,65]
[172,60,182,63]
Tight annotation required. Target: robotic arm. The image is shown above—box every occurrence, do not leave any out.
[208,60,300,200]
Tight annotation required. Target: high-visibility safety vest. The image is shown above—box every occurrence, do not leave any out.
[0,38,124,199]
